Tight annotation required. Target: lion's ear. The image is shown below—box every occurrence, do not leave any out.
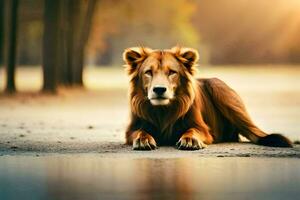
[123,47,151,74]
[171,47,199,74]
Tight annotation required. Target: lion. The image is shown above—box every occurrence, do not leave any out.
[123,46,293,150]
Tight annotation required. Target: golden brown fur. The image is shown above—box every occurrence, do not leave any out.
[123,46,293,150]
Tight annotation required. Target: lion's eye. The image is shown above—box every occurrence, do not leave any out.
[145,70,152,76]
[168,70,177,76]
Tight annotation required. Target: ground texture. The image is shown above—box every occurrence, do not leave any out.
[0,66,299,157]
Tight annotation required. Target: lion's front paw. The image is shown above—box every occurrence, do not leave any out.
[133,131,157,151]
[176,134,207,150]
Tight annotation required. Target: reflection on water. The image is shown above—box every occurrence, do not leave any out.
[0,155,299,200]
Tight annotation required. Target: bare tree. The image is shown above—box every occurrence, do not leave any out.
[73,0,96,85]
[5,0,19,93]
[67,0,96,86]
[43,0,96,90]
[0,0,4,65]
[57,0,72,86]
[42,0,60,92]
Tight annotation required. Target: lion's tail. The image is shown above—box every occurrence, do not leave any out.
[203,78,293,148]
[256,133,293,147]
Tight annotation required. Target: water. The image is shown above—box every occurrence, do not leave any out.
[0,155,299,200]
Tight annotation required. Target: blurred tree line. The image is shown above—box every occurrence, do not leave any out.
[1,0,300,66]
[1,0,95,92]
[1,0,300,93]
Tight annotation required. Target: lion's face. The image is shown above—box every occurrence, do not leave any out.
[140,52,180,105]
[123,46,199,106]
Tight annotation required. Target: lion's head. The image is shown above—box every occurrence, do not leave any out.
[123,46,200,123]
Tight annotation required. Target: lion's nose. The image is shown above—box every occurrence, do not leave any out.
[153,86,167,96]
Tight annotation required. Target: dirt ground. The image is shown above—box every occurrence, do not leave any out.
[0,66,299,157]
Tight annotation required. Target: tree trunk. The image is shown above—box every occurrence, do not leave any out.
[0,0,4,65]
[42,0,61,93]
[5,0,19,93]
[67,2,79,86]
[75,0,96,85]
[43,0,96,90]
[57,0,72,86]
[69,0,96,86]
